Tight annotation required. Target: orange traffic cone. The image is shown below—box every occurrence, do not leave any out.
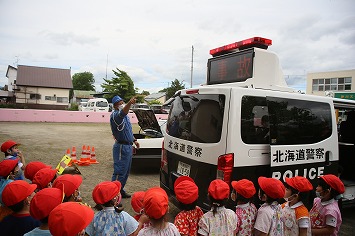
[78,145,90,166]
[86,145,91,162]
[66,148,70,156]
[90,146,99,164]
[71,147,77,163]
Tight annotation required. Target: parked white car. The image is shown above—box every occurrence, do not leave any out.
[132,108,166,167]
[86,98,110,112]
[78,102,89,111]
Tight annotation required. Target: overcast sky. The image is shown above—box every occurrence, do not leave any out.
[1,0,354,93]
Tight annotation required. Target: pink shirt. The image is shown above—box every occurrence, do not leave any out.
[254,201,284,236]
[235,202,257,236]
[310,198,342,236]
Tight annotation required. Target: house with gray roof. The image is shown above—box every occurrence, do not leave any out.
[6,65,72,110]
[144,92,166,104]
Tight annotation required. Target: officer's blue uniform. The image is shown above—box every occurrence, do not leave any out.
[110,102,135,194]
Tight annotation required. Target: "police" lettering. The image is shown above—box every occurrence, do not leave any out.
[272,166,324,182]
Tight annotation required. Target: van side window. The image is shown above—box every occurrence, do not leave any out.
[267,97,332,145]
[241,96,269,144]
[167,94,225,143]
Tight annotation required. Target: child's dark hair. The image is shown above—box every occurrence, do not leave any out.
[233,189,251,204]
[284,183,314,210]
[208,195,227,216]
[259,188,279,204]
[318,178,340,198]
[40,216,49,224]
[7,200,25,212]
[178,200,198,211]
[101,200,124,213]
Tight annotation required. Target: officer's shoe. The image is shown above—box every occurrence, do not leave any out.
[121,191,131,198]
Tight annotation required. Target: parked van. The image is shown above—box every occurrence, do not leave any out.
[160,37,355,211]
[86,98,110,112]
[78,101,89,111]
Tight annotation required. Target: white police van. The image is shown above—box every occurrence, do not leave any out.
[160,37,355,210]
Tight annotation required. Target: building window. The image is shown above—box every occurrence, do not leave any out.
[30,94,41,100]
[45,96,56,101]
[57,97,69,103]
[312,77,352,91]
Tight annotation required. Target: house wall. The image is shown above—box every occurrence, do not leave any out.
[7,67,17,92]
[15,86,70,108]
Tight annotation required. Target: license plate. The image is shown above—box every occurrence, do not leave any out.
[177,161,191,176]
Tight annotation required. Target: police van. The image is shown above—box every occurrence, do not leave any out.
[159,37,355,210]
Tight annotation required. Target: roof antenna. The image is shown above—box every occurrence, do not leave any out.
[13,55,19,67]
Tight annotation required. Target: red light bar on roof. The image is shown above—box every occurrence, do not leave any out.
[210,37,272,56]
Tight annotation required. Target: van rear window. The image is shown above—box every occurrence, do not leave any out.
[167,94,225,143]
[241,96,332,145]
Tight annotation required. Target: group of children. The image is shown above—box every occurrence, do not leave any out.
[0,139,345,235]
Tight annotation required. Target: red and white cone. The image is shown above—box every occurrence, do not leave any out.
[90,146,99,164]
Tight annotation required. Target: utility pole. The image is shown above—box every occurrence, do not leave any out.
[105,54,108,80]
[190,45,194,88]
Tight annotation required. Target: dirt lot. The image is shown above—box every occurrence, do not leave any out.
[1,122,354,234]
[0,122,168,218]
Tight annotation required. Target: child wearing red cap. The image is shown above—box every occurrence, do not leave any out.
[138,187,180,235]
[281,176,313,236]
[131,191,149,223]
[24,161,51,182]
[254,177,285,236]
[198,179,238,236]
[1,140,26,180]
[24,188,63,235]
[0,180,40,235]
[310,174,344,236]
[48,202,94,236]
[86,181,145,236]
[0,159,19,222]
[52,174,83,202]
[173,176,203,236]
[32,168,58,191]
[231,179,258,236]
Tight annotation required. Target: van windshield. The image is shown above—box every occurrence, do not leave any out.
[96,101,108,107]
[166,94,225,143]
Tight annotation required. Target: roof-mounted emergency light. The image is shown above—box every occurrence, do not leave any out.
[210,37,272,57]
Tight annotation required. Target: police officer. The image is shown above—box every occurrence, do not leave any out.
[110,95,140,198]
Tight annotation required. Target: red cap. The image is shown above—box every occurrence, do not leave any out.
[320,174,345,194]
[0,159,19,177]
[1,140,18,153]
[174,176,198,204]
[131,191,145,214]
[143,187,168,219]
[2,180,37,206]
[285,176,313,192]
[231,179,256,199]
[52,174,82,197]
[30,188,64,220]
[92,181,121,204]
[32,168,57,190]
[258,177,285,199]
[208,179,230,200]
[24,161,51,181]
[49,202,94,236]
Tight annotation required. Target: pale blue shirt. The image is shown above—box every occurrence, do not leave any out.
[23,227,51,236]
[86,207,138,236]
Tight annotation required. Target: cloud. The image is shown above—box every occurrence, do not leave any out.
[39,30,100,46]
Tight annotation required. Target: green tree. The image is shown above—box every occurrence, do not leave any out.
[141,90,150,96]
[159,79,185,99]
[72,72,96,91]
[101,68,135,102]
